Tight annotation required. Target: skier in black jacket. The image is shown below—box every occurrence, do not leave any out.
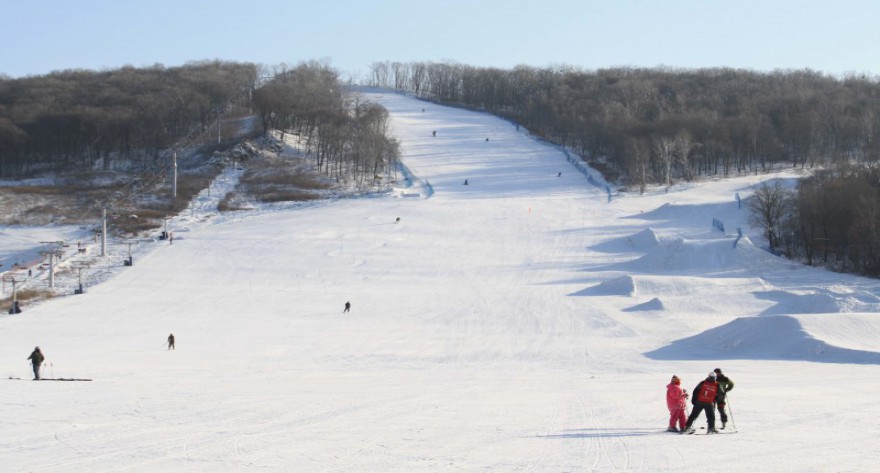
[27,346,45,380]
[714,368,735,429]
[682,372,723,434]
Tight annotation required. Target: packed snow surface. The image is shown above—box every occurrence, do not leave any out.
[2,90,880,472]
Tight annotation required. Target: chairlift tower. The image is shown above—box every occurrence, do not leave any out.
[6,277,21,313]
[122,240,139,266]
[72,261,90,294]
[161,216,172,240]
[39,240,65,289]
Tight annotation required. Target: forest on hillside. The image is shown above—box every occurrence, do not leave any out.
[0,60,259,177]
[369,61,880,190]
[0,60,399,236]
[0,60,399,189]
[253,61,400,188]
[369,61,880,276]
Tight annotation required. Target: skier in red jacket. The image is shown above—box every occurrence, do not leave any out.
[682,372,721,434]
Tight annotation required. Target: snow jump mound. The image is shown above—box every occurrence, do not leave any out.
[590,227,661,253]
[758,289,880,315]
[645,313,880,364]
[616,236,771,275]
[572,273,767,299]
[571,274,636,297]
[622,297,666,312]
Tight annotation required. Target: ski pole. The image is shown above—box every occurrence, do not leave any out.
[726,396,737,431]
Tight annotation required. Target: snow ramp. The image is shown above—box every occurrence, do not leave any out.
[589,227,661,253]
[757,289,880,315]
[622,297,666,312]
[604,235,786,276]
[645,313,880,364]
[570,274,636,296]
[572,274,768,298]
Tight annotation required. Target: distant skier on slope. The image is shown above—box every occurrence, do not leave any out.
[27,346,44,380]
[344,301,351,313]
[713,368,735,429]
[167,333,175,350]
[666,375,689,432]
[683,372,722,434]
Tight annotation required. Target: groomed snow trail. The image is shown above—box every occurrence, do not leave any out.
[2,90,880,472]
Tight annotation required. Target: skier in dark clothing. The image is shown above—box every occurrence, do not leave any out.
[167,333,175,350]
[714,368,735,429]
[683,372,723,434]
[343,301,351,313]
[27,347,45,380]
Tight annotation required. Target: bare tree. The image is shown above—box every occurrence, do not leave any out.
[748,181,792,253]
[391,62,408,90]
[369,61,391,88]
[654,136,677,190]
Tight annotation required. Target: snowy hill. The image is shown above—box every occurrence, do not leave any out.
[2,90,879,472]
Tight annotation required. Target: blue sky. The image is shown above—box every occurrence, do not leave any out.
[2,0,878,79]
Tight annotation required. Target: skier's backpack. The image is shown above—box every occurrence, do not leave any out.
[696,381,718,403]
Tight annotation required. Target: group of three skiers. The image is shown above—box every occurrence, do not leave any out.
[666,368,735,434]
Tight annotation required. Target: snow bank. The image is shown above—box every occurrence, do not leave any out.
[645,314,880,364]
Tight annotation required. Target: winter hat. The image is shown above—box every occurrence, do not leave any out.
[671,375,680,383]
[708,372,717,379]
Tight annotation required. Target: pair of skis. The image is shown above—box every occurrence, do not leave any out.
[676,426,737,435]
[7,376,92,381]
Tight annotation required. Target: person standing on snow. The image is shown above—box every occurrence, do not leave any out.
[343,301,351,313]
[683,372,722,434]
[27,346,45,380]
[167,333,175,350]
[666,375,689,432]
[713,368,735,429]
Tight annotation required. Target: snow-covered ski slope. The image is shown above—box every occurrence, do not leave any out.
[2,89,880,472]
